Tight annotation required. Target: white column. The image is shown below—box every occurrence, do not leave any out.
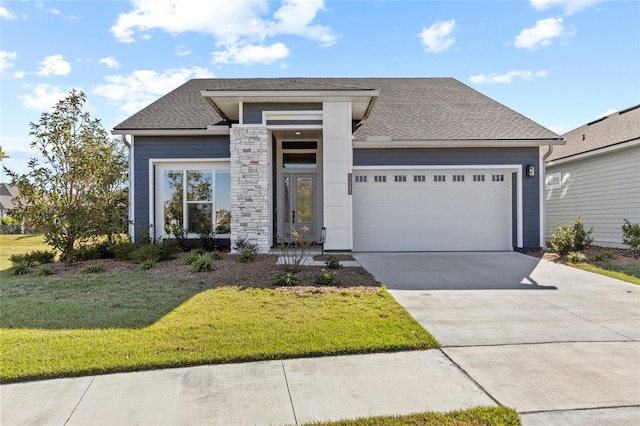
[322,102,353,250]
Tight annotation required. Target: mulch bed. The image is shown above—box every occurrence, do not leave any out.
[530,245,639,265]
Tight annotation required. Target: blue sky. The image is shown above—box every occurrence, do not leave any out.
[1,0,639,178]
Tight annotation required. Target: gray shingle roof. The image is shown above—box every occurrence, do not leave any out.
[113,77,559,141]
[0,183,18,211]
[547,105,640,162]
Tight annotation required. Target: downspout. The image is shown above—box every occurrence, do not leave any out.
[540,144,555,249]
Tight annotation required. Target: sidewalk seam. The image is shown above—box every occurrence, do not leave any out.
[281,360,299,426]
[439,349,503,407]
[520,404,640,415]
[63,376,95,425]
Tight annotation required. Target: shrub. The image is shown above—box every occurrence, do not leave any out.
[9,262,31,276]
[275,226,313,273]
[316,268,339,286]
[133,241,178,262]
[551,217,593,255]
[36,267,54,277]
[272,272,299,286]
[209,250,223,260]
[236,250,255,264]
[199,225,217,252]
[591,250,615,262]
[112,241,136,261]
[73,244,102,261]
[139,259,156,270]
[181,251,201,266]
[9,250,55,265]
[568,251,585,263]
[622,219,640,253]
[191,253,216,273]
[325,255,343,270]
[233,238,259,255]
[83,265,105,274]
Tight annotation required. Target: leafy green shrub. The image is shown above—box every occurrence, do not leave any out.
[233,238,259,255]
[191,253,216,273]
[9,262,31,276]
[209,250,223,260]
[133,241,178,262]
[236,250,255,264]
[139,259,156,270]
[181,251,201,266]
[199,225,217,252]
[36,267,54,277]
[551,216,593,255]
[112,241,136,260]
[83,265,105,274]
[568,251,585,263]
[622,219,640,253]
[272,272,299,286]
[73,244,102,261]
[9,250,56,265]
[591,250,615,262]
[325,255,343,270]
[316,268,339,286]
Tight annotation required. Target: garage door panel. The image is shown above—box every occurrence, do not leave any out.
[353,170,512,251]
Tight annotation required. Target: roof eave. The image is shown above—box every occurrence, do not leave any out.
[353,138,565,149]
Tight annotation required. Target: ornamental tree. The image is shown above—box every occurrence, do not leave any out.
[4,90,128,262]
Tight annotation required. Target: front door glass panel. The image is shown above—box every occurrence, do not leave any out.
[296,177,313,223]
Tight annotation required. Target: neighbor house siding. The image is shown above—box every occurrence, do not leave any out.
[546,145,640,248]
[133,136,230,242]
[243,103,322,124]
[353,147,541,248]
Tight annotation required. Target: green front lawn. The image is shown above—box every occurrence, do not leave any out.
[0,270,438,383]
[567,262,640,285]
[0,234,49,270]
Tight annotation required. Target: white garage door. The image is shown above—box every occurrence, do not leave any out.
[353,169,512,251]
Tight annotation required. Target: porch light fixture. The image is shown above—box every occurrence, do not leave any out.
[295,131,301,135]
[526,164,535,177]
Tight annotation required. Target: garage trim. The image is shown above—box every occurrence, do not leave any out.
[352,164,523,248]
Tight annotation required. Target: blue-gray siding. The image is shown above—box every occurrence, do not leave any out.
[354,147,541,248]
[243,103,322,124]
[133,136,230,242]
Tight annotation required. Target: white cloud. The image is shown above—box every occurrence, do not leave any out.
[110,0,336,65]
[0,6,17,20]
[548,124,567,134]
[596,108,618,119]
[0,51,18,77]
[19,84,69,110]
[94,66,214,114]
[469,70,549,84]
[530,0,602,15]
[36,54,72,76]
[176,45,191,57]
[418,19,456,53]
[514,17,570,50]
[99,56,120,69]
[212,42,289,65]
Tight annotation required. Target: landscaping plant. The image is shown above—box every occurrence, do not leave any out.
[551,216,593,255]
[316,268,339,286]
[622,219,640,254]
[276,226,314,273]
[325,255,343,269]
[272,272,299,286]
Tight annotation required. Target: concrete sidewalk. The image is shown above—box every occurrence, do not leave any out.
[1,351,493,426]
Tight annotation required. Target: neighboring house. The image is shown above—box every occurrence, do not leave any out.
[0,183,18,219]
[545,105,640,248]
[112,78,562,253]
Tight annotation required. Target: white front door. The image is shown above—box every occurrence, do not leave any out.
[282,173,317,242]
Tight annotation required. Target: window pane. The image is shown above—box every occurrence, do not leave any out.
[163,170,183,234]
[187,203,213,234]
[283,153,316,168]
[283,175,290,225]
[215,171,231,234]
[296,177,313,223]
[187,170,213,201]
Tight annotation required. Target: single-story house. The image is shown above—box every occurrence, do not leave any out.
[112,78,563,253]
[545,105,640,248]
[0,183,18,219]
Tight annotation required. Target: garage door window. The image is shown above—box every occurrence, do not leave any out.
[434,175,446,182]
[473,175,486,182]
[453,175,465,182]
[492,174,504,182]
[374,175,387,183]
[414,175,426,182]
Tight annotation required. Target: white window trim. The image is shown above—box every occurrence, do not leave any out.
[148,159,230,241]
[546,172,561,190]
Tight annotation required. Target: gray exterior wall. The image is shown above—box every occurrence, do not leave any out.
[133,135,230,242]
[546,144,640,248]
[243,103,322,124]
[354,147,541,249]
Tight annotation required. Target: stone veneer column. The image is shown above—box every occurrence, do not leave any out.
[229,126,271,252]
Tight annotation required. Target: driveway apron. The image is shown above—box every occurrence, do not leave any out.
[354,252,640,424]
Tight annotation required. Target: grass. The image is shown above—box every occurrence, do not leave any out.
[303,406,521,426]
[0,234,49,270]
[568,262,640,285]
[0,269,438,383]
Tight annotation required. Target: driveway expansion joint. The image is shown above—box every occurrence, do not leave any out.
[63,375,95,426]
[281,360,299,426]
[519,404,640,415]
[437,349,502,407]
[441,339,635,349]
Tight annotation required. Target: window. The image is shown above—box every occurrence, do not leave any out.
[492,174,504,182]
[394,175,406,182]
[283,152,316,168]
[453,175,465,182]
[374,175,387,183]
[434,175,446,182]
[413,175,426,182]
[355,175,367,183]
[546,172,561,189]
[473,174,485,182]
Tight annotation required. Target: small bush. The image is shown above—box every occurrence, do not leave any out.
[236,250,255,264]
[233,238,259,255]
[181,251,200,266]
[591,250,616,262]
[191,253,216,273]
[199,225,217,252]
[325,255,343,270]
[112,241,136,261]
[568,251,585,263]
[622,219,640,253]
[74,243,105,261]
[551,216,593,255]
[9,262,31,276]
[36,267,54,277]
[83,265,105,274]
[139,259,156,270]
[9,250,56,265]
[272,272,299,286]
[134,241,178,262]
[316,268,339,286]
[209,250,223,260]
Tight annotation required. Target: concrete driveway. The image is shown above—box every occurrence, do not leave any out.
[354,252,640,425]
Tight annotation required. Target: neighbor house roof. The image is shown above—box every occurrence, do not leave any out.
[547,104,640,162]
[113,77,560,142]
[0,183,18,211]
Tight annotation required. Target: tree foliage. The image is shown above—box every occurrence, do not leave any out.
[4,90,128,262]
